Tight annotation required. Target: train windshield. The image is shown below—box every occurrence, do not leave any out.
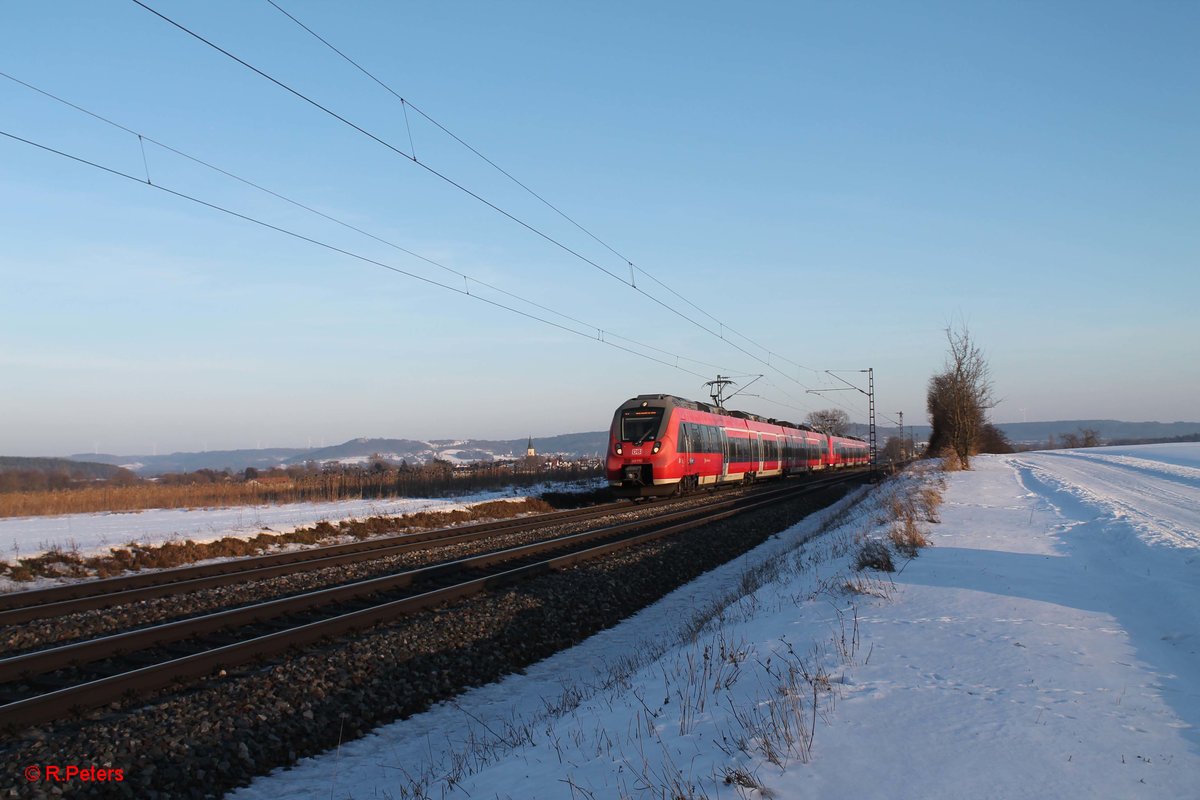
[620,407,665,443]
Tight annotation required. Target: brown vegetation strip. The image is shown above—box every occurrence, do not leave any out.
[1,497,555,583]
[0,464,600,518]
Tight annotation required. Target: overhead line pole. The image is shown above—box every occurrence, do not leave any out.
[806,368,877,474]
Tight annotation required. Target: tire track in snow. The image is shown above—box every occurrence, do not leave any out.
[1007,453,1200,550]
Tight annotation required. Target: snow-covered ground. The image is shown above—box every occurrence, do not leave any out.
[231,443,1200,799]
[0,481,602,566]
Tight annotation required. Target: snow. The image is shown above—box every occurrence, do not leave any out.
[231,444,1200,799]
[0,481,601,567]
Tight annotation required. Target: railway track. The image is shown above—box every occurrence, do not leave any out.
[0,472,865,731]
[0,479,833,645]
[0,498,637,622]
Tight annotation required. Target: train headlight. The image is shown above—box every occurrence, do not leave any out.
[651,441,661,454]
[615,443,624,455]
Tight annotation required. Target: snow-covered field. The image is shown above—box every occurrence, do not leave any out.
[0,481,601,566]
[231,444,1200,799]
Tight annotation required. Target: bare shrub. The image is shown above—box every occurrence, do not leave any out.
[888,517,930,559]
[722,766,766,792]
[853,539,894,572]
[7,563,34,582]
[886,492,916,521]
[842,574,892,598]
[938,447,964,472]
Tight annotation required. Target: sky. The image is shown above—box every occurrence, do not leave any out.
[1,1,1197,458]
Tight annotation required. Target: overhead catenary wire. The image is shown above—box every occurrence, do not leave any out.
[0,70,747,380]
[7,115,859,423]
[6,5,875,422]
[2,128,724,381]
[263,0,822,381]
[762,379,867,423]
[132,0,829,399]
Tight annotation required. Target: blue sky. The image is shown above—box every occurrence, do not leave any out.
[2,1,1197,457]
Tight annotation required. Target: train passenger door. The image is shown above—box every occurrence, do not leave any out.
[718,427,729,479]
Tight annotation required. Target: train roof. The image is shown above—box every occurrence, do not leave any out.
[621,394,820,434]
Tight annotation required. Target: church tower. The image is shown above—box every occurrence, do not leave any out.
[526,436,536,458]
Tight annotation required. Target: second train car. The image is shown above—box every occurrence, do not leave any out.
[607,394,870,498]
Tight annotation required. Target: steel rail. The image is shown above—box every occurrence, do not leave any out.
[0,473,863,730]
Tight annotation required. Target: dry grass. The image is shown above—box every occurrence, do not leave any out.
[853,539,895,572]
[915,483,944,522]
[1,497,554,583]
[939,447,965,472]
[887,516,930,559]
[0,465,600,518]
[0,480,333,517]
[859,465,945,569]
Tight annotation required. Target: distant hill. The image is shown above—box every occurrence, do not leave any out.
[0,456,136,482]
[296,438,433,464]
[62,433,611,476]
[852,420,1200,446]
[994,420,1200,444]
[285,432,611,468]
[71,448,308,476]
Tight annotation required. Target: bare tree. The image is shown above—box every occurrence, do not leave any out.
[926,325,995,468]
[1060,427,1101,449]
[805,408,850,436]
[882,436,907,463]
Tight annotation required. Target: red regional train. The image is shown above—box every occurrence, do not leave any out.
[607,394,871,498]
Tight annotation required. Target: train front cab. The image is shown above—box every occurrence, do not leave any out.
[607,401,681,498]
